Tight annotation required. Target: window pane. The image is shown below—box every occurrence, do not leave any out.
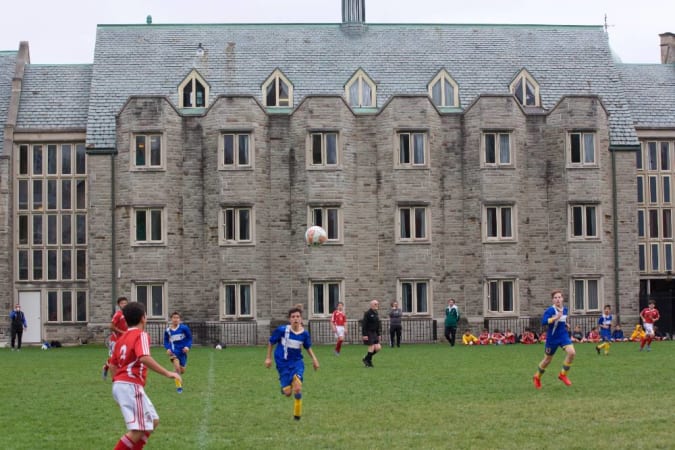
[135,136,146,166]
[48,180,57,210]
[33,215,43,245]
[514,79,524,105]
[224,209,234,240]
[574,280,584,310]
[399,134,410,164]
[62,291,72,322]
[499,134,510,164]
[62,214,72,244]
[487,207,497,237]
[637,177,644,203]
[413,133,425,165]
[76,144,86,174]
[312,208,322,228]
[18,180,28,210]
[326,134,337,165]
[48,291,58,321]
[33,250,42,280]
[312,134,323,165]
[636,145,643,170]
[661,142,669,171]
[651,243,659,271]
[649,209,659,238]
[136,210,147,241]
[77,292,87,321]
[61,144,71,174]
[584,133,595,163]
[361,80,372,106]
[33,180,42,210]
[327,208,338,239]
[639,244,646,271]
[150,210,162,241]
[76,179,86,209]
[313,284,324,315]
[225,285,236,315]
[648,142,657,170]
[195,80,206,107]
[33,145,43,175]
[666,244,673,272]
[76,215,86,244]
[238,135,250,166]
[239,209,250,240]
[485,134,496,164]
[47,144,57,174]
[501,208,512,237]
[240,284,251,315]
[587,280,599,310]
[573,207,583,236]
[570,134,581,163]
[649,176,658,203]
[401,282,413,313]
[489,281,499,311]
[328,283,340,313]
[525,79,536,105]
[76,250,86,279]
[637,210,645,237]
[47,250,57,280]
[414,208,426,239]
[416,282,427,313]
[62,249,72,280]
[266,82,277,106]
[431,80,441,105]
[663,210,672,239]
[444,79,454,106]
[18,250,28,280]
[278,79,289,105]
[349,82,359,107]
[151,285,163,316]
[19,215,28,245]
[400,209,411,238]
[47,215,57,245]
[223,135,234,165]
[503,282,514,312]
[586,206,596,236]
[62,179,71,210]
[663,177,671,203]
[19,145,28,174]
[136,286,148,308]
[183,80,193,107]
[150,136,161,166]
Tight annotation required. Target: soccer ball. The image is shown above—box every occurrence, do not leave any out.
[215,344,222,350]
[41,343,49,350]
[305,226,328,246]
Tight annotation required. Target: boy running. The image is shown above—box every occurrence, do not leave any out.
[331,302,347,355]
[265,307,319,421]
[164,311,192,393]
[103,296,128,380]
[110,302,181,450]
[639,300,660,351]
[596,305,612,355]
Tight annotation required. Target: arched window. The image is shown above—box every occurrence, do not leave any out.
[428,70,459,107]
[178,70,209,108]
[262,69,293,107]
[345,69,376,108]
[510,69,540,107]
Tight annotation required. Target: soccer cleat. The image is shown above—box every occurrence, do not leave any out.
[362,357,368,367]
[558,374,572,386]
[293,416,301,421]
[646,346,651,352]
[334,351,340,356]
[175,378,183,393]
[102,365,108,380]
[596,346,600,355]
[533,376,542,390]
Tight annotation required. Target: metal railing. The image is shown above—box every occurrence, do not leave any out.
[308,318,437,344]
[483,315,601,336]
[145,321,258,346]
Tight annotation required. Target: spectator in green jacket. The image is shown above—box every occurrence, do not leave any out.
[444,298,460,347]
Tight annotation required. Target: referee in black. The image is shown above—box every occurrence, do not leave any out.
[361,300,382,367]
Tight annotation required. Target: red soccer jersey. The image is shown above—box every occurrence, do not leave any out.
[640,307,660,324]
[478,332,491,345]
[110,310,128,341]
[331,310,346,326]
[111,328,151,386]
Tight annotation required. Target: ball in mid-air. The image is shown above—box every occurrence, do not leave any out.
[305,225,328,246]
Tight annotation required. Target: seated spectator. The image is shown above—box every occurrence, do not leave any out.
[653,326,668,341]
[520,328,537,344]
[492,329,505,345]
[477,328,492,345]
[571,325,585,343]
[611,324,626,342]
[629,324,645,342]
[462,329,478,346]
[538,329,547,344]
[586,326,600,343]
[504,328,516,344]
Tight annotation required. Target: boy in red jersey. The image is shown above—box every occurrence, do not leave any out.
[477,328,492,345]
[491,329,506,345]
[331,302,347,355]
[520,328,537,344]
[639,300,660,351]
[110,302,181,450]
[504,329,516,344]
[103,296,129,380]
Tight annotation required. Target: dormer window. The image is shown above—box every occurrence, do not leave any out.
[428,70,459,107]
[345,69,376,108]
[262,69,293,107]
[510,69,540,107]
[179,70,209,108]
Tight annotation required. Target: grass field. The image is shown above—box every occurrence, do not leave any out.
[2,341,674,450]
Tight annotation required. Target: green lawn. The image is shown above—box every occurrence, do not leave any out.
[2,341,674,449]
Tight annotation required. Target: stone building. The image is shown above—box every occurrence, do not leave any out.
[1,1,674,344]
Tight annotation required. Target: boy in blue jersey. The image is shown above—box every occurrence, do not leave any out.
[265,306,320,420]
[164,311,192,392]
[596,305,612,355]
[533,290,576,389]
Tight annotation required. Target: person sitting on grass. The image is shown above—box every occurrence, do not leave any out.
[462,329,478,345]
[478,328,492,345]
[491,329,505,345]
[629,324,645,342]
[611,324,626,342]
[504,328,516,344]
[586,326,600,343]
[520,328,537,344]
[571,325,585,343]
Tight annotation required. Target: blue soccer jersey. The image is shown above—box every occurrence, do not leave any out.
[164,323,192,367]
[542,305,572,348]
[598,314,612,341]
[269,325,312,388]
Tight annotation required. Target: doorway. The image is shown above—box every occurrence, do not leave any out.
[18,291,41,344]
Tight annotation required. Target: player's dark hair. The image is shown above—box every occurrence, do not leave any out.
[122,302,145,326]
[116,296,128,305]
[171,311,181,318]
[648,299,656,305]
[288,307,303,317]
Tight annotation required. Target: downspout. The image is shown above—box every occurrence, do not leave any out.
[611,149,620,320]
[111,153,116,315]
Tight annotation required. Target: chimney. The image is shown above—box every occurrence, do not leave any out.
[342,0,365,24]
[660,32,675,64]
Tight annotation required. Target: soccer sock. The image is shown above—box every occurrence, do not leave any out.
[293,392,303,418]
[560,363,572,375]
[336,340,343,353]
[640,337,646,349]
[114,435,134,450]
[131,432,150,450]
[366,351,374,362]
[534,365,545,379]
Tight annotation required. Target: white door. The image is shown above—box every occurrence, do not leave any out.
[18,291,41,343]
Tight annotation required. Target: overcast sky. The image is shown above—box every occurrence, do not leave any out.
[1,0,672,64]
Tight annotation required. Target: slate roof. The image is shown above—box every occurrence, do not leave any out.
[16,64,92,130]
[618,63,675,129]
[87,23,639,149]
[0,51,17,155]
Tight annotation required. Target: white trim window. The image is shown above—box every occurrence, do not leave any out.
[568,132,596,166]
[133,282,166,319]
[569,204,599,240]
[509,69,540,107]
[132,134,164,170]
[399,279,429,314]
[132,207,166,245]
[483,132,512,167]
[178,69,209,108]
[220,206,254,245]
[262,69,293,107]
[428,70,459,107]
[345,69,376,108]
[220,133,252,169]
[485,279,517,315]
[484,204,515,242]
[46,290,88,322]
[310,280,342,317]
[571,278,600,312]
[309,206,341,242]
[309,132,339,168]
[221,281,255,318]
[397,131,428,168]
[397,205,429,242]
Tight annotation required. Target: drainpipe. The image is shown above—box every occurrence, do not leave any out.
[111,153,116,315]
[611,149,620,320]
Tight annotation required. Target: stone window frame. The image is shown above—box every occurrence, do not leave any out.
[46,289,88,323]
[219,131,254,170]
[345,68,376,108]
[395,129,429,169]
[481,130,513,168]
[482,203,517,242]
[262,69,293,107]
[398,278,431,315]
[307,130,340,169]
[428,69,459,107]
[509,69,540,107]
[178,69,209,108]
[132,281,167,319]
[570,277,602,313]
[130,132,166,171]
[484,278,519,317]
[131,206,167,246]
[567,130,598,168]
[568,202,600,241]
[220,280,256,319]
[309,279,343,318]
[396,204,430,243]
[219,205,255,245]
[308,203,343,244]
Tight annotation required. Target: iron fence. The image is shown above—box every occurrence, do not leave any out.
[145,321,258,346]
[308,318,437,344]
[484,315,601,336]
